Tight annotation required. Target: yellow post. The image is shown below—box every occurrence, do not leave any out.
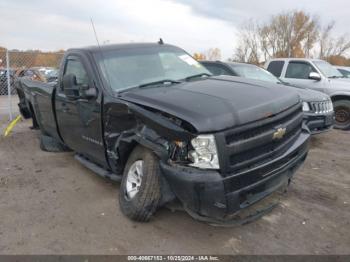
[4,115,22,137]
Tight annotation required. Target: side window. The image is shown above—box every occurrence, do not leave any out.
[203,64,233,76]
[267,61,284,77]
[64,58,89,86]
[285,61,316,79]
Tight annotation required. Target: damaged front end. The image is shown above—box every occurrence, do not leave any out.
[159,104,310,224]
[103,100,204,205]
[103,98,309,225]
[103,100,197,168]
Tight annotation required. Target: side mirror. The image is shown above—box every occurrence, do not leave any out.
[80,85,97,99]
[309,72,321,81]
[62,74,80,99]
[62,74,97,99]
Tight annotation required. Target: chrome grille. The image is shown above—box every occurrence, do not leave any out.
[310,101,333,114]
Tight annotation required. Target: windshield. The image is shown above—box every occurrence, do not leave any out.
[229,63,281,83]
[313,60,343,78]
[338,68,350,78]
[94,46,210,91]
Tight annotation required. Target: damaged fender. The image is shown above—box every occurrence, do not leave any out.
[104,101,196,173]
[104,101,197,205]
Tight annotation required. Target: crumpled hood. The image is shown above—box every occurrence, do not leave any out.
[119,75,300,133]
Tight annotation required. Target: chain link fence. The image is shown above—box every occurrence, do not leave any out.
[0,49,64,122]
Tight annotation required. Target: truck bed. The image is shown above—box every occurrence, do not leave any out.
[16,77,60,140]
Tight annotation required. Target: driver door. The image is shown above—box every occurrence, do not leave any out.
[55,55,107,167]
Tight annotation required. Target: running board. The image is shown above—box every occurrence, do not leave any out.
[75,154,122,182]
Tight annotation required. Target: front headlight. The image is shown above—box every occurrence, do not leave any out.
[328,100,334,112]
[302,102,310,112]
[188,134,219,169]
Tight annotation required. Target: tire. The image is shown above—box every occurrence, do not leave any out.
[333,100,350,130]
[119,145,161,222]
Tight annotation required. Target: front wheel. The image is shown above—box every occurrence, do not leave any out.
[333,100,350,130]
[119,145,161,222]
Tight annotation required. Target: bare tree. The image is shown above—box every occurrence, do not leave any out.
[231,10,345,63]
[233,20,260,64]
[319,22,336,59]
[319,21,350,59]
[206,48,222,61]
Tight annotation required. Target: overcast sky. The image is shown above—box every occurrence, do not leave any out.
[0,0,349,59]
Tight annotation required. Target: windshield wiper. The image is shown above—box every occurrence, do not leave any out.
[138,79,181,88]
[118,79,181,94]
[328,75,344,79]
[184,73,211,81]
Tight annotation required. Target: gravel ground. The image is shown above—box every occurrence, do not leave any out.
[0,119,349,255]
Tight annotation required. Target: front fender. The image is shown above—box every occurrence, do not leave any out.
[127,103,196,141]
[103,101,196,175]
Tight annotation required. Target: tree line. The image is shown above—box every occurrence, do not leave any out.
[194,10,350,66]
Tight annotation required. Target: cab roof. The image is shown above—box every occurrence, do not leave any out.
[67,42,179,54]
[267,58,325,63]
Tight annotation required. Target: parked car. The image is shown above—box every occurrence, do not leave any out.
[14,68,56,120]
[15,68,47,82]
[336,66,350,78]
[201,61,334,134]
[16,43,310,224]
[265,58,350,130]
[33,67,59,82]
[0,69,15,95]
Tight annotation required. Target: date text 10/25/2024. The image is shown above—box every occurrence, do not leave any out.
[127,256,219,261]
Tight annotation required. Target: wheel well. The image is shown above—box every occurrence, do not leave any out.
[331,95,350,102]
[116,140,138,174]
[116,138,167,175]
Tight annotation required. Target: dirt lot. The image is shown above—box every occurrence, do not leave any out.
[0,119,349,255]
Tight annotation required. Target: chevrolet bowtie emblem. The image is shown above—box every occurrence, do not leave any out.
[273,127,286,140]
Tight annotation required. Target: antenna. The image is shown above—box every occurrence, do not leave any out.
[91,18,101,47]
[90,17,112,91]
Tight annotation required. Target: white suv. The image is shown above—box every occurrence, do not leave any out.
[265,58,350,130]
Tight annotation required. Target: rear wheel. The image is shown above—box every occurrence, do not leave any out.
[333,100,350,130]
[119,145,161,222]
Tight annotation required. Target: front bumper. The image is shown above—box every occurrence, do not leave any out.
[160,131,309,224]
[304,112,334,134]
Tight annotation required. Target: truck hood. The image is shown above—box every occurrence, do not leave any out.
[119,75,300,133]
[225,77,330,103]
[282,85,330,102]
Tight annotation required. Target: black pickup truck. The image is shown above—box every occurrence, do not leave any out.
[16,42,310,224]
